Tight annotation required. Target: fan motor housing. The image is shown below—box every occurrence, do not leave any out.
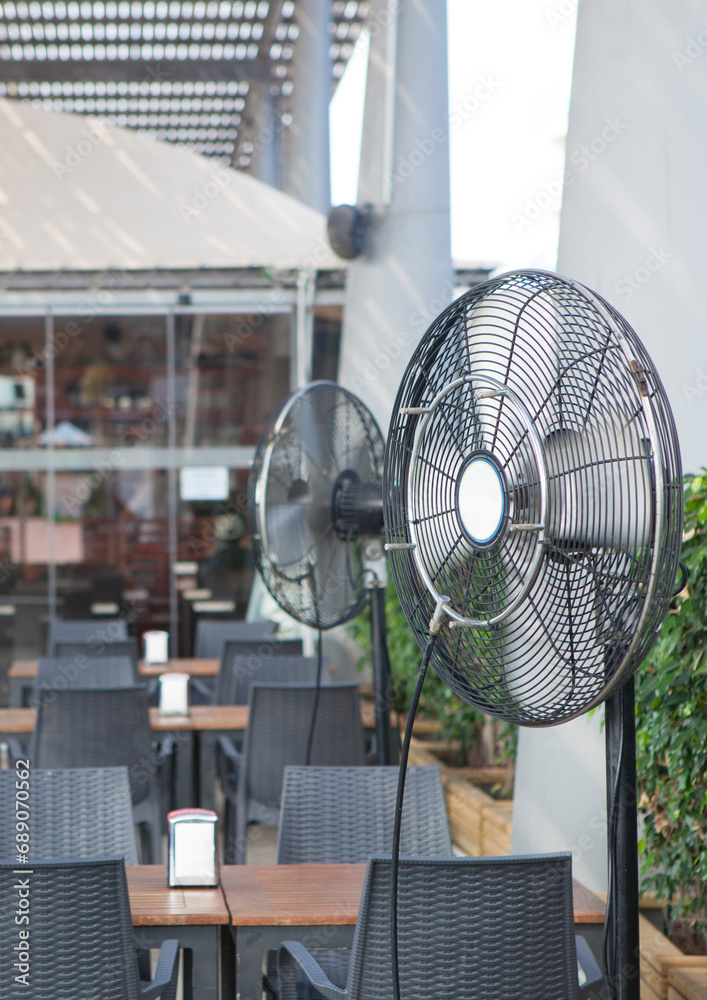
[332,470,384,539]
[456,451,509,549]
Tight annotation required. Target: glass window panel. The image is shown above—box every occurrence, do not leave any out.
[0,317,48,446]
[175,312,291,447]
[177,467,253,652]
[0,472,51,685]
[55,468,170,636]
[53,314,169,448]
[312,305,342,383]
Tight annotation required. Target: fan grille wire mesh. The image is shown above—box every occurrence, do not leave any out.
[250,380,385,630]
[384,271,683,726]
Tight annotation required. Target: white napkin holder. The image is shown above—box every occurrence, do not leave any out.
[143,630,169,663]
[158,672,190,716]
[167,809,218,887]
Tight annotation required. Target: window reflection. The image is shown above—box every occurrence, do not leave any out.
[176,313,290,447]
[54,315,169,448]
[0,317,47,447]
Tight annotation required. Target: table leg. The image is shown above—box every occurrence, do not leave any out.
[8,677,26,708]
[133,923,222,1000]
[198,731,217,811]
[166,728,197,809]
[233,925,355,1000]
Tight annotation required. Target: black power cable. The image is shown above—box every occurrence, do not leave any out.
[390,597,448,1000]
[305,630,323,766]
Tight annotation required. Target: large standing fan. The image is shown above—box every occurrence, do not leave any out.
[384,270,682,1000]
[249,380,393,763]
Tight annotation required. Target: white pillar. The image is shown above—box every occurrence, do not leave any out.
[283,0,331,213]
[245,83,281,189]
[557,0,706,475]
[337,0,454,436]
[512,0,707,892]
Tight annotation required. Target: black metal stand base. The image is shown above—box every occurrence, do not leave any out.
[604,675,641,1000]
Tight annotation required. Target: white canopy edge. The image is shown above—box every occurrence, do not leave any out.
[0,98,343,274]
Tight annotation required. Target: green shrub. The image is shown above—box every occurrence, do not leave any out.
[636,470,707,946]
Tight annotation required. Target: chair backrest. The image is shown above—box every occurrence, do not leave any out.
[276,766,453,863]
[34,656,136,699]
[216,653,321,705]
[215,638,304,703]
[47,618,128,652]
[0,767,139,864]
[345,853,579,1000]
[51,638,138,667]
[0,857,141,999]
[32,686,155,804]
[194,618,275,658]
[243,683,366,810]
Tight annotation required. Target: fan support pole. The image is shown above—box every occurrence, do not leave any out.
[604,676,640,1000]
[370,583,394,765]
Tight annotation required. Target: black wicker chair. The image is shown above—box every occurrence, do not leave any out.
[51,637,139,669]
[193,618,276,658]
[218,682,366,864]
[46,617,129,653]
[0,766,139,864]
[277,766,452,864]
[197,653,322,810]
[31,686,171,863]
[216,653,321,706]
[191,637,304,705]
[278,853,604,1000]
[32,656,136,702]
[0,857,178,999]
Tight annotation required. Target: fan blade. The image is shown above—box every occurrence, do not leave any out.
[289,390,337,482]
[264,503,318,569]
[465,284,561,440]
[500,554,605,721]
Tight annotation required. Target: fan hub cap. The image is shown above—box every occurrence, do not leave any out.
[456,452,506,547]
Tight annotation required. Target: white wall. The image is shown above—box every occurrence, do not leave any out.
[511,713,607,893]
[557,0,707,475]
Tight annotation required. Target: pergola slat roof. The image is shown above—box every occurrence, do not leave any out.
[0,0,367,164]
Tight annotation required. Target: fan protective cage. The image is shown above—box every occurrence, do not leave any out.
[384,270,683,726]
[250,380,385,630]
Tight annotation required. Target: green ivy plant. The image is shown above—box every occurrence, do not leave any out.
[636,470,707,948]
[348,581,517,766]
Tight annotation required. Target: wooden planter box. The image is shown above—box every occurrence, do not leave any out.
[408,736,513,856]
[639,914,707,1000]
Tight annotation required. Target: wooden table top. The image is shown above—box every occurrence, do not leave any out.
[222,864,366,927]
[126,865,229,926]
[0,705,249,734]
[9,658,220,679]
[0,694,406,736]
[220,865,605,927]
